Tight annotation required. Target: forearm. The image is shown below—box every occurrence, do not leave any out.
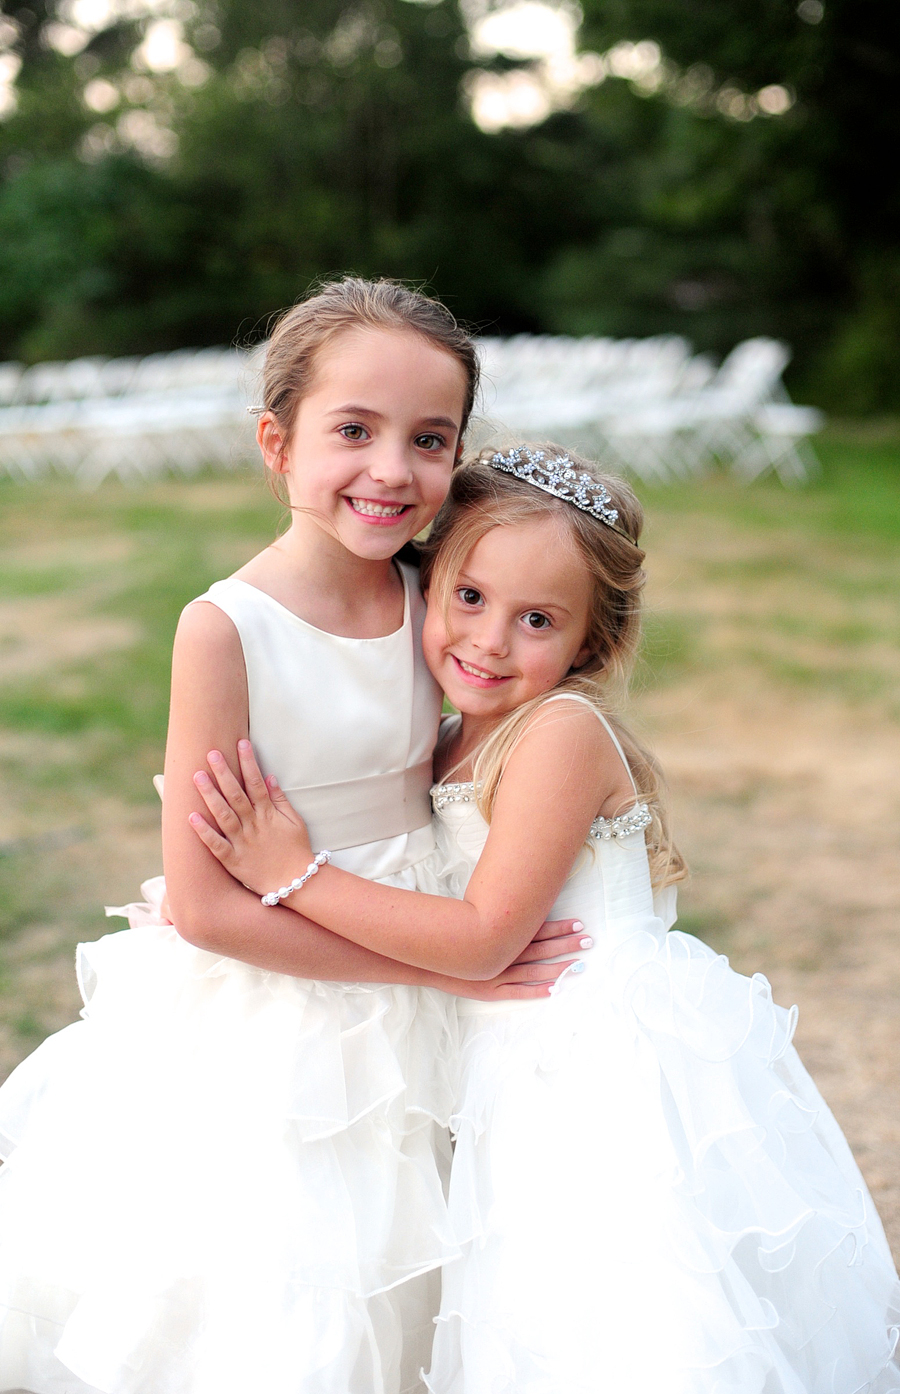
[168,871,475,986]
[283,865,520,979]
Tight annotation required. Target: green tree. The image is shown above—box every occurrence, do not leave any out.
[561,0,900,407]
[0,0,573,356]
[1,0,897,409]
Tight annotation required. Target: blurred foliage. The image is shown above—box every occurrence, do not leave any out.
[0,0,897,408]
[574,0,900,408]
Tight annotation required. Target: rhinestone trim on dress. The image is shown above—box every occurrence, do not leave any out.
[588,803,652,841]
[432,782,652,841]
[430,781,476,812]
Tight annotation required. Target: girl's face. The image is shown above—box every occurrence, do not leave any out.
[260,326,467,561]
[423,518,594,726]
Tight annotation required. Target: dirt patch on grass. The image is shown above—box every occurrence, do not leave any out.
[0,806,163,1073]
[0,597,139,679]
[636,517,900,1257]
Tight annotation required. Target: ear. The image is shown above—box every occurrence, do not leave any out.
[257,412,289,475]
[571,643,595,672]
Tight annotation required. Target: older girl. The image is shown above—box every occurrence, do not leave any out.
[0,290,581,1394]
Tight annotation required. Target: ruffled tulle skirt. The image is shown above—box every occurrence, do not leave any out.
[424,922,900,1393]
[0,878,458,1394]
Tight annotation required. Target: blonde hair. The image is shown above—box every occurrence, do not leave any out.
[259,277,479,503]
[420,444,687,888]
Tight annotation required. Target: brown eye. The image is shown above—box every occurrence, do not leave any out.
[416,433,446,451]
[524,611,551,630]
[339,423,368,441]
[457,587,482,607]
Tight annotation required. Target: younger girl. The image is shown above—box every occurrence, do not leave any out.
[193,445,900,1391]
[0,287,581,1394]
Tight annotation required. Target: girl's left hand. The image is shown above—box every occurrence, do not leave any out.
[190,741,312,896]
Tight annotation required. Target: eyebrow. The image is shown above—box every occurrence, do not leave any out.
[327,405,460,431]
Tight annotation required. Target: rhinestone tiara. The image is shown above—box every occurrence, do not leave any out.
[488,448,636,541]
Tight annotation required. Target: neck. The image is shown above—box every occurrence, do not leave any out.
[444,711,504,780]
[285,514,396,589]
[243,513,403,638]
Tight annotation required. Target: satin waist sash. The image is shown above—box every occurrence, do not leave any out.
[283,760,434,851]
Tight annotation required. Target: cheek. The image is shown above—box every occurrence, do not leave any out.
[421,463,453,515]
[525,638,577,688]
[421,606,448,667]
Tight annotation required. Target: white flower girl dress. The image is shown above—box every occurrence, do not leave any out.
[419,697,900,1394]
[0,565,458,1394]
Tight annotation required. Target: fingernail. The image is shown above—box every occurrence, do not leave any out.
[571,961,587,974]
[268,774,279,788]
[573,921,584,933]
[209,751,223,763]
[579,937,593,949]
[238,739,251,751]
[193,771,209,785]
[189,813,201,826]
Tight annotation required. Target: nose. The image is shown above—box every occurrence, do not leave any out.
[472,613,510,658]
[367,443,414,489]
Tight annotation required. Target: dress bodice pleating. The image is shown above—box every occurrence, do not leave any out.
[427,777,672,1014]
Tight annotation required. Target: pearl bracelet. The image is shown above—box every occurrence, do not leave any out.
[260,850,332,906]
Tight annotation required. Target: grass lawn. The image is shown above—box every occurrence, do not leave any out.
[1,427,899,1250]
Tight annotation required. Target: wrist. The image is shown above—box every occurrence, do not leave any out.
[261,850,331,907]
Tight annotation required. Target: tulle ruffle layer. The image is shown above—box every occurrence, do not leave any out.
[425,923,900,1394]
[0,878,459,1394]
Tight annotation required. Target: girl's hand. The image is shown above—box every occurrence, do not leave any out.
[511,917,591,967]
[448,951,585,1002]
[189,741,313,897]
[448,919,590,1001]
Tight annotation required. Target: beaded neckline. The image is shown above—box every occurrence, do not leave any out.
[430,781,476,812]
[430,780,651,841]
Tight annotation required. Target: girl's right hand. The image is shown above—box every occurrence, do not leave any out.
[450,918,590,1001]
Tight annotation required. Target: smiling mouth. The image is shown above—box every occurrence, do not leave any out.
[347,497,410,519]
[452,656,510,686]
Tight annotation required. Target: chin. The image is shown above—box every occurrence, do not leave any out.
[350,532,415,559]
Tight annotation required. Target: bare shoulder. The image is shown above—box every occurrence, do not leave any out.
[168,599,248,741]
[515,697,612,766]
[173,596,242,660]
[498,697,631,817]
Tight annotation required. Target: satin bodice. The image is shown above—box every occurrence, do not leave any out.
[193,563,443,879]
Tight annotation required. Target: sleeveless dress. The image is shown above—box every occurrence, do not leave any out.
[0,566,459,1394]
[417,698,900,1393]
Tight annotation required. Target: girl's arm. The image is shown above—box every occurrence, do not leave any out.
[164,602,582,996]
[192,702,624,981]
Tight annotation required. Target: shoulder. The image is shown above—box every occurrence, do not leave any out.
[517,696,609,761]
[174,593,242,657]
[501,697,608,786]
[171,596,246,705]
[498,696,628,811]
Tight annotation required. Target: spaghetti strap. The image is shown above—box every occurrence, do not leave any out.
[540,693,638,797]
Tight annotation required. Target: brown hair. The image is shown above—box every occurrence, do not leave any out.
[419,444,687,888]
[259,277,479,461]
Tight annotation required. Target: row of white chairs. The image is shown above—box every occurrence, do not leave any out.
[0,336,821,485]
[476,335,823,483]
[0,346,260,405]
